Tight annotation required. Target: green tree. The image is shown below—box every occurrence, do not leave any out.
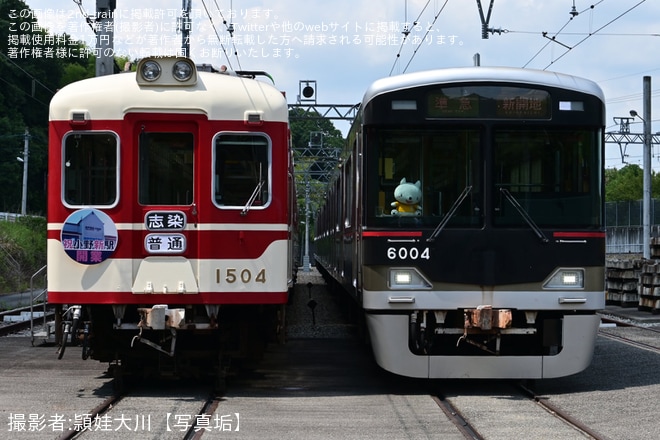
[605,164,660,202]
[1,0,92,214]
[289,108,345,234]
[0,215,46,292]
[605,165,643,201]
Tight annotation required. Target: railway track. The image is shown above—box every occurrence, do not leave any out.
[517,382,606,440]
[0,305,54,338]
[432,393,485,439]
[415,313,660,440]
[2,278,659,440]
[433,381,610,440]
[598,318,660,354]
[2,321,659,439]
[54,386,227,439]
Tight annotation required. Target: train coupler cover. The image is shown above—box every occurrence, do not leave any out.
[464,305,512,330]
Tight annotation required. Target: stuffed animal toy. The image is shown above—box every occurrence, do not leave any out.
[391,178,422,216]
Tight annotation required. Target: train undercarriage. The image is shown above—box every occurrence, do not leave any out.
[367,310,601,379]
[55,303,286,393]
[408,308,570,357]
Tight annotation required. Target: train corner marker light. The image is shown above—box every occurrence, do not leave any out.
[69,110,89,126]
[244,111,264,126]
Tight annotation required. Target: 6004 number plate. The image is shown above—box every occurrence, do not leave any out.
[387,247,430,260]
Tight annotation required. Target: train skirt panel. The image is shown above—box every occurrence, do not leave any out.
[366,313,600,379]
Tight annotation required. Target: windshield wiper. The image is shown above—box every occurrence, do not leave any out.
[499,188,549,243]
[241,180,265,216]
[427,186,472,242]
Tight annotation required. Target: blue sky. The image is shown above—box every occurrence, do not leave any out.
[21,0,660,169]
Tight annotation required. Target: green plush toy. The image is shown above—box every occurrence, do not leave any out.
[391,178,422,216]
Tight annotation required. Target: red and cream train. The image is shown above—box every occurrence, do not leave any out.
[47,57,296,388]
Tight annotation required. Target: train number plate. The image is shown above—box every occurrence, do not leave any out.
[216,268,267,284]
[386,246,431,260]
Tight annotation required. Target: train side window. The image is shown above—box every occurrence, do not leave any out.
[344,156,353,227]
[214,133,270,208]
[63,132,118,206]
[138,132,194,205]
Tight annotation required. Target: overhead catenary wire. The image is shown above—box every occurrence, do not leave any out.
[522,1,604,68]
[0,52,54,107]
[519,0,649,70]
[388,0,432,76]
[509,31,660,37]
[71,0,95,33]
[200,0,243,71]
[391,0,451,76]
[541,0,648,70]
[607,89,660,105]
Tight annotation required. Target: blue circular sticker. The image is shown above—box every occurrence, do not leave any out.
[60,208,118,265]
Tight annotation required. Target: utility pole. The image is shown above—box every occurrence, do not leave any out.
[95,0,116,76]
[303,176,311,272]
[180,0,192,56]
[642,76,652,259]
[605,78,657,258]
[19,128,29,215]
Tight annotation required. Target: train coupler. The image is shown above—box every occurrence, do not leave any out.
[464,305,512,330]
[131,326,177,357]
[456,306,513,354]
[137,305,185,330]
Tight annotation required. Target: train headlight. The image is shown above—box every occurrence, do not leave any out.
[388,268,432,290]
[136,57,198,86]
[543,268,584,289]
[140,60,162,81]
[172,60,194,81]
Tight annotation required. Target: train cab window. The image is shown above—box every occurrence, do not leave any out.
[138,132,194,205]
[213,133,270,208]
[63,132,118,206]
[370,129,481,227]
[493,128,601,227]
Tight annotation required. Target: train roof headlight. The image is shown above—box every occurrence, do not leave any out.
[136,57,198,86]
[172,60,194,81]
[140,60,161,81]
[543,268,584,289]
[388,268,432,290]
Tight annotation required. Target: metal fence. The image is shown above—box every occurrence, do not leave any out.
[0,212,23,223]
[605,199,660,227]
[605,200,660,254]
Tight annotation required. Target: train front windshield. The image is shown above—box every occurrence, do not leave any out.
[368,126,602,229]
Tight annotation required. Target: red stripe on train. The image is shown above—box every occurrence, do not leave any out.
[48,291,288,305]
[553,232,605,238]
[362,231,423,237]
